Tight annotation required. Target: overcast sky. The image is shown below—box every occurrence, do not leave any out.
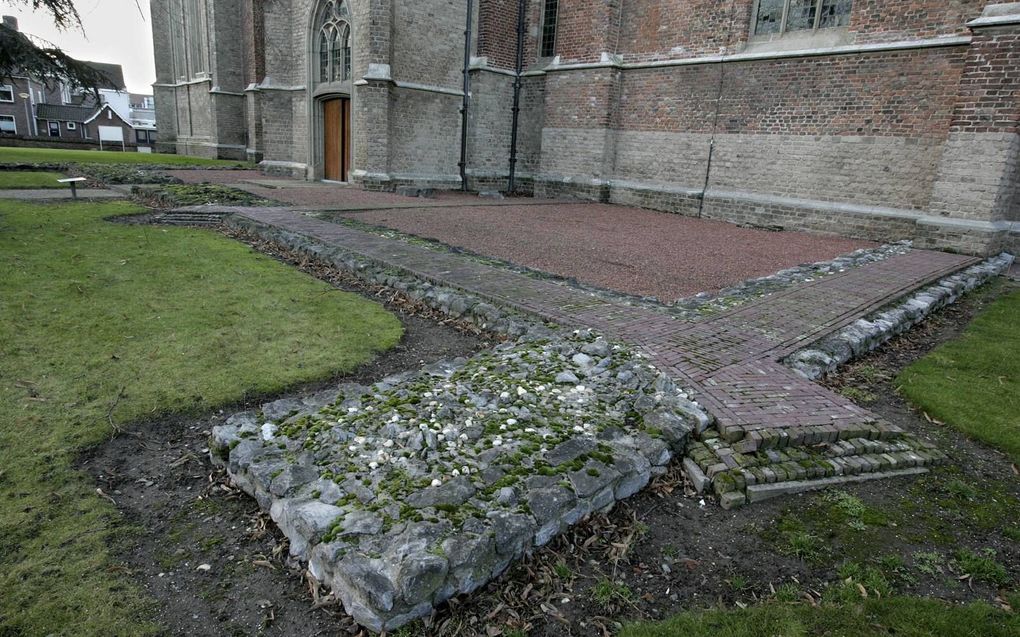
[5,1,156,94]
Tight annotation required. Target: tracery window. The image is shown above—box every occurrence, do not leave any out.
[316,0,351,83]
[753,0,852,37]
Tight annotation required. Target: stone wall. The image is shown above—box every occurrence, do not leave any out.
[151,0,249,160]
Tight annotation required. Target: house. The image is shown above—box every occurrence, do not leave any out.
[0,15,158,151]
[129,93,158,151]
[150,0,1020,255]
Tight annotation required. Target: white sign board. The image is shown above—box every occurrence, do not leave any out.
[98,126,124,142]
[97,125,125,151]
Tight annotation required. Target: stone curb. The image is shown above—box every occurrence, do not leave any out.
[744,467,929,504]
[786,253,1015,380]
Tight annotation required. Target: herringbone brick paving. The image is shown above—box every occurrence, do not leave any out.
[233,208,978,451]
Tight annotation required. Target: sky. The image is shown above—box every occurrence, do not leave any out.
[5,0,156,94]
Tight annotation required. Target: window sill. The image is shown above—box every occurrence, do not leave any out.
[744,28,851,54]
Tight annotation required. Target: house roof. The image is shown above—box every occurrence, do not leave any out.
[82,61,126,91]
[83,103,132,126]
[36,103,97,122]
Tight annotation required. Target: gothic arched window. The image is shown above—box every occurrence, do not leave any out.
[316,1,351,84]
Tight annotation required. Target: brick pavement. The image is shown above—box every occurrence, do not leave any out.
[228,207,983,505]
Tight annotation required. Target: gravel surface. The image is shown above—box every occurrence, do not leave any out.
[342,204,875,300]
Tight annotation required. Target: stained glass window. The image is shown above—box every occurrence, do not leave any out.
[753,0,852,37]
[316,1,351,84]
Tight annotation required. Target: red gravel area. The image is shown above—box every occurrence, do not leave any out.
[342,203,876,300]
[162,169,264,184]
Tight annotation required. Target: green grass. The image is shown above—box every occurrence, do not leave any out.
[590,577,634,610]
[955,549,1010,587]
[0,146,246,167]
[898,287,1020,462]
[0,170,68,188]
[621,596,1020,637]
[0,200,402,635]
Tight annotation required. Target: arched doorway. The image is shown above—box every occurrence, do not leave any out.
[313,0,352,181]
[322,97,351,181]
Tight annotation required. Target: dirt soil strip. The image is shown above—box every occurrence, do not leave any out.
[88,224,1018,635]
[338,204,874,301]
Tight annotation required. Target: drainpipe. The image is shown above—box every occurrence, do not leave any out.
[697,0,740,218]
[506,0,526,194]
[458,0,474,191]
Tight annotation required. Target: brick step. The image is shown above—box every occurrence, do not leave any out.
[718,419,906,452]
[158,212,228,226]
[683,431,945,509]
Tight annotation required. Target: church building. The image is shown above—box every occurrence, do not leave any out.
[151,1,1020,255]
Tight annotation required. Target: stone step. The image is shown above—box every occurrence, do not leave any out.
[158,212,228,226]
[683,430,945,509]
[718,419,906,452]
[689,432,934,473]
[742,467,930,506]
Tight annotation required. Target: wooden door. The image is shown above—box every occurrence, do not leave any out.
[323,97,351,182]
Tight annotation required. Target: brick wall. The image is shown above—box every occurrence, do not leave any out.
[466,70,515,175]
[478,0,519,70]
[388,88,461,176]
[618,0,749,61]
[551,0,620,63]
[949,30,1020,134]
[392,0,467,87]
[849,0,985,43]
[930,23,1020,223]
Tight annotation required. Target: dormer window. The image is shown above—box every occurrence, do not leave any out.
[316,1,351,84]
[753,0,852,37]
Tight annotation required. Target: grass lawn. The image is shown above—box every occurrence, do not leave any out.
[0,200,402,635]
[898,286,1020,462]
[0,170,68,188]
[0,146,246,167]
[622,596,1020,637]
